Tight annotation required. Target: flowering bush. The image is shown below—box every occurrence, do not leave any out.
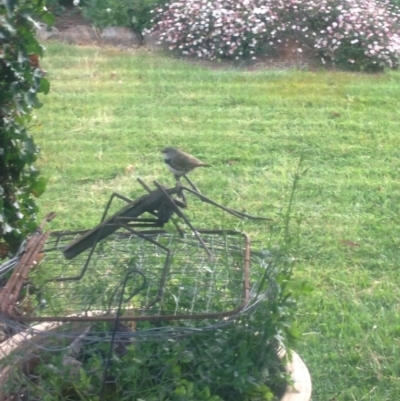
[150,0,400,71]
[304,0,400,70]
[150,0,281,60]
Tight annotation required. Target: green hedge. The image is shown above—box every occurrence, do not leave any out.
[0,0,52,254]
[82,0,169,44]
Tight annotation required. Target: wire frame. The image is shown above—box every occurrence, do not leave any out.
[0,229,281,401]
[15,229,250,323]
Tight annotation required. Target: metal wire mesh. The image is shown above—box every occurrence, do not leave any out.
[14,230,250,323]
[0,220,287,401]
[0,232,281,401]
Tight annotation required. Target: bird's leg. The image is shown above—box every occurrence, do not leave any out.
[174,179,188,206]
[182,174,202,194]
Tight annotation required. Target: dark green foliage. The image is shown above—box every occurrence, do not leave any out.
[0,0,52,253]
[45,0,67,16]
[82,0,169,44]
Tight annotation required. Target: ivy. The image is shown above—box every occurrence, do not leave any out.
[0,0,52,254]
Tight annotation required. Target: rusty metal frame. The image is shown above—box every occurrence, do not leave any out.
[0,176,263,324]
[0,213,56,318]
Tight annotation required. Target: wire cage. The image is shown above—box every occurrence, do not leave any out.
[0,227,282,401]
[11,229,251,323]
[0,181,281,401]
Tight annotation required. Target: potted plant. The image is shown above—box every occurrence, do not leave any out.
[0,167,310,401]
[0,243,311,401]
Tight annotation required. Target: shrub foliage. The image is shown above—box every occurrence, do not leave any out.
[151,0,400,71]
[82,0,167,44]
[0,0,52,254]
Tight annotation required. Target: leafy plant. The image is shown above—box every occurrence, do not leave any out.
[150,0,400,71]
[3,163,307,400]
[82,0,168,44]
[0,0,52,254]
[45,0,71,16]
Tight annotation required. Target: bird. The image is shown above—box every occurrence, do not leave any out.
[161,147,210,181]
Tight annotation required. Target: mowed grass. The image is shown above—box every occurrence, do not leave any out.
[34,43,400,401]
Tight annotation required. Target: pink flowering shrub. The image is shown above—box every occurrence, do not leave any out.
[150,0,280,60]
[294,0,400,70]
[150,0,400,71]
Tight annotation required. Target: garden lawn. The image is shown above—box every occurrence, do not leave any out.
[34,43,400,401]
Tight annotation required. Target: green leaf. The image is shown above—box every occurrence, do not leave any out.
[197,386,210,399]
[4,0,17,17]
[22,136,37,155]
[0,21,15,37]
[41,12,55,27]
[174,386,186,396]
[209,396,223,401]
[31,176,47,197]
[38,77,50,94]
[26,89,43,108]
[2,222,13,234]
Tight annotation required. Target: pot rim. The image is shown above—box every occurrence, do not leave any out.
[279,347,312,401]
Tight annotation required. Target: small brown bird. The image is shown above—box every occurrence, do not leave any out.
[161,147,210,180]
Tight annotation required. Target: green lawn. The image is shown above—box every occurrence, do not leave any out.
[34,43,400,400]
